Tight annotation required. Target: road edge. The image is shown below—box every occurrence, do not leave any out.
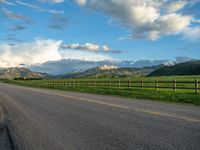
[0,99,16,150]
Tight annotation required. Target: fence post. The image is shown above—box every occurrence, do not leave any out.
[155,79,158,90]
[128,79,130,89]
[94,80,96,87]
[118,80,121,88]
[173,79,176,92]
[101,80,103,88]
[110,80,112,88]
[141,80,144,89]
[195,79,199,94]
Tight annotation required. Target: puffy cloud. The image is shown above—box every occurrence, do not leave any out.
[147,14,192,40]
[102,45,110,51]
[182,26,200,41]
[0,39,62,67]
[0,39,115,67]
[74,0,199,40]
[165,1,188,13]
[61,43,122,54]
[62,43,100,51]
[84,43,100,51]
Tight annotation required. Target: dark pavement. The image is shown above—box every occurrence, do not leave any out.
[0,83,200,150]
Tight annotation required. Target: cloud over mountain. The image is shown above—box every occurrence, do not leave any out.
[62,43,100,51]
[61,43,121,54]
[0,39,114,68]
[28,57,194,75]
[0,39,62,67]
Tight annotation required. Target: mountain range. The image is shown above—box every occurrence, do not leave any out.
[0,68,49,79]
[64,65,164,78]
[27,57,193,75]
[0,58,199,79]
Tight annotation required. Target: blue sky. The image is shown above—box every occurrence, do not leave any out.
[0,0,200,67]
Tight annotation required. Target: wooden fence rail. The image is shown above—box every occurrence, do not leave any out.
[0,78,199,93]
[53,79,199,93]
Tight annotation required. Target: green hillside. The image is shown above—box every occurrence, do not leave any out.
[149,61,200,76]
[64,65,163,78]
[0,67,49,79]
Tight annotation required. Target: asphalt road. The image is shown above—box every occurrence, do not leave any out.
[0,83,200,150]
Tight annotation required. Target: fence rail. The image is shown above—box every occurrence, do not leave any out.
[1,78,199,94]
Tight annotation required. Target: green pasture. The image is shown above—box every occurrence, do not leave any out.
[2,76,200,105]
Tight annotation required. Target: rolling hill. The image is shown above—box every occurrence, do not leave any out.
[64,65,163,78]
[0,68,49,79]
[28,58,171,75]
[149,61,200,76]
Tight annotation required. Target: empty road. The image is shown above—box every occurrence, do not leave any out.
[0,83,200,150]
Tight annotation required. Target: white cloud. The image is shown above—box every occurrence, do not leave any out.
[102,45,110,51]
[84,43,99,51]
[149,14,192,40]
[165,1,188,13]
[60,50,114,61]
[74,0,87,6]
[62,43,100,51]
[2,8,32,23]
[39,0,64,3]
[182,27,200,41]
[16,0,64,14]
[0,39,114,67]
[0,0,14,5]
[61,43,121,53]
[0,39,62,67]
[74,0,199,40]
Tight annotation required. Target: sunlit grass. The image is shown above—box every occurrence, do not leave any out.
[4,76,200,105]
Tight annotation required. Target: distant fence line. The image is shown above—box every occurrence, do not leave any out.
[1,78,199,94]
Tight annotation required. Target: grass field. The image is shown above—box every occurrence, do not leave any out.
[2,76,200,105]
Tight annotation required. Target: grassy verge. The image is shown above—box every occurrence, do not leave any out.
[4,79,200,105]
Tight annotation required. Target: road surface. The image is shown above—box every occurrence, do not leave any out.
[0,83,200,150]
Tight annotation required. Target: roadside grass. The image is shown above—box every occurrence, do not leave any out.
[3,76,200,105]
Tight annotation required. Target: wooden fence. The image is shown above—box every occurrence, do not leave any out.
[1,79,199,93]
